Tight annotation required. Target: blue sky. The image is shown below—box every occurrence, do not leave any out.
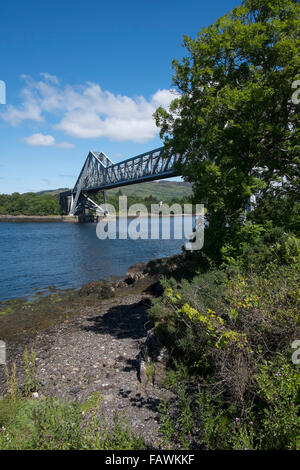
[0,0,241,194]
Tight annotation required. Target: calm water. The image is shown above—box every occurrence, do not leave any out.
[0,217,194,301]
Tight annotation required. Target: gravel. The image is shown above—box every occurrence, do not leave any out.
[0,289,171,448]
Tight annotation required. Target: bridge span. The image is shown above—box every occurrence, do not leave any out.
[69,146,185,216]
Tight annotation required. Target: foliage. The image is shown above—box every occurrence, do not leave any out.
[152,241,300,449]
[0,189,193,216]
[0,192,61,216]
[23,347,39,397]
[221,226,300,269]
[154,0,300,254]
[144,361,156,386]
[254,356,300,449]
[249,194,300,236]
[1,0,299,452]
[157,356,299,450]
[4,363,18,402]
[153,0,300,451]
[0,394,145,450]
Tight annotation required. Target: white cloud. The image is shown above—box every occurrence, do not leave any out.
[25,133,55,146]
[2,102,43,127]
[40,73,59,84]
[56,141,75,149]
[151,89,178,108]
[0,75,179,143]
[24,133,74,149]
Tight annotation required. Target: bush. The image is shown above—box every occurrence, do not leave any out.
[157,355,299,450]
[151,258,300,449]
[254,356,299,450]
[221,227,300,270]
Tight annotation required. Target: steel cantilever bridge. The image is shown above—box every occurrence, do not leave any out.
[69,147,185,216]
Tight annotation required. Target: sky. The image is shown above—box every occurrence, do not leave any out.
[0,0,241,194]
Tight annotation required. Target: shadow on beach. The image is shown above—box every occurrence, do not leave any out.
[82,298,152,340]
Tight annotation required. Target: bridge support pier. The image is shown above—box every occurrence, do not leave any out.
[102,191,108,215]
[59,190,73,214]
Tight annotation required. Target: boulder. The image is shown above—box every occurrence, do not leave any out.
[79,280,104,296]
[99,285,115,299]
[79,280,115,298]
[115,280,127,288]
[138,328,169,386]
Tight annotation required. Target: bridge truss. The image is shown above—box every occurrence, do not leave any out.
[69,147,185,215]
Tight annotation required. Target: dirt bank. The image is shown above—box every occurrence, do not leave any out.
[0,263,174,447]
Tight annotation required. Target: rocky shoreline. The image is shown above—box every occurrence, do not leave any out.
[0,259,177,447]
[0,213,194,223]
[0,214,78,223]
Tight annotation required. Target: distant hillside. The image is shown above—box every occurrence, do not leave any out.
[38,181,193,201]
[109,181,192,201]
[37,188,70,197]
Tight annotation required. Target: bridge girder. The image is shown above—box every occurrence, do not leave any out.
[69,147,185,216]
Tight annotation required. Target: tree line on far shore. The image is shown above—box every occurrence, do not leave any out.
[0,191,192,216]
[0,192,61,216]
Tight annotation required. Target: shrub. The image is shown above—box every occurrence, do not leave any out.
[152,259,299,449]
[157,356,299,450]
[222,227,300,271]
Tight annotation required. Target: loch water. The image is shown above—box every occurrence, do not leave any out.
[0,216,195,301]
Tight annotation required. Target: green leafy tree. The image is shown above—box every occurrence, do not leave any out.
[0,192,61,215]
[154,0,300,255]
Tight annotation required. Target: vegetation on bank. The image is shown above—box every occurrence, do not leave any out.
[0,193,62,216]
[0,185,192,216]
[149,228,300,449]
[149,0,300,451]
[0,350,145,450]
[0,396,145,450]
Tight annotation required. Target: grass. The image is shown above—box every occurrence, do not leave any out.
[0,394,146,450]
[144,361,155,385]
